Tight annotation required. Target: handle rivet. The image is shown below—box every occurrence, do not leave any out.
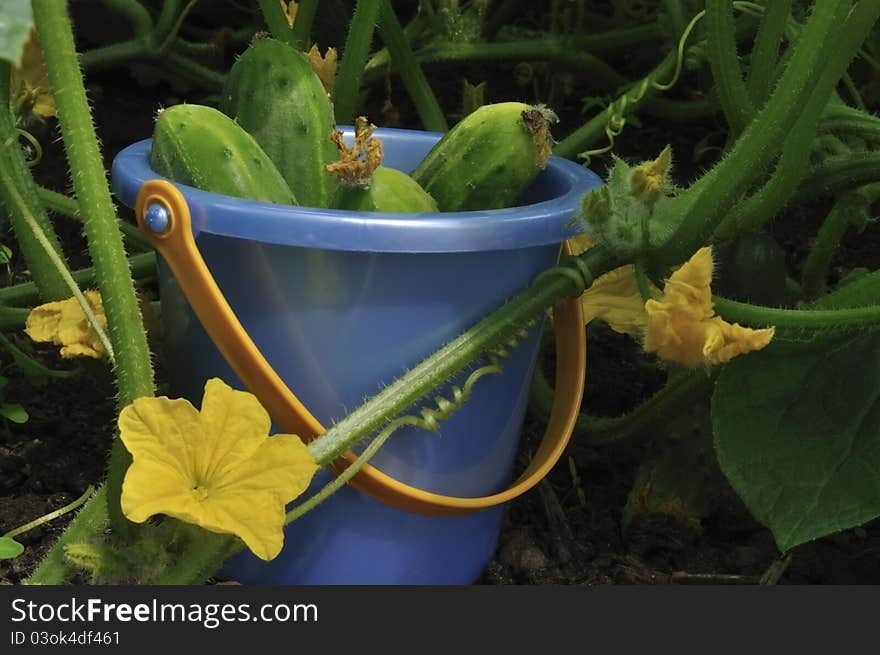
[145,202,170,234]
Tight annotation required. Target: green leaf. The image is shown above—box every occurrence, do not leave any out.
[713,333,880,552]
[0,536,24,559]
[0,402,28,423]
[0,1,33,66]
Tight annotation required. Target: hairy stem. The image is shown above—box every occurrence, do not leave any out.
[309,246,618,464]
[334,0,382,125]
[801,183,880,297]
[0,63,69,301]
[794,151,880,203]
[707,0,754,135]
[257,0,296,48]
[0,253,156,315]
[99,0,153,39]
[713,295,880,332]
[292,0,319,49]
[25,487,109,585]
[745,0,792,107]
[377,0,447,131]
[36,186,150,251]
[33,0,155,541]
[656,0,879,266]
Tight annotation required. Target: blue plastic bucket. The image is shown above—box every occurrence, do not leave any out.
[111,127,601,584]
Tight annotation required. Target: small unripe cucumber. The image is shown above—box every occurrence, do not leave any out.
[222,38,337,208]
[411,102,555,211]
[335,167,438,212]
[151,104,297,204]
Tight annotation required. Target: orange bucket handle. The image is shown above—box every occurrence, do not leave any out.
[136,180,586,516]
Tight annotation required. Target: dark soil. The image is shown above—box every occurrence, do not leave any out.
[3,26,880,586]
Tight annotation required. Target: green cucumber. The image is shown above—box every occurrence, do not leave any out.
[411,102,556,211]
[150,104,297,204]
[714,232,789,306]
[335,167,438,213]
[222,38,337,208]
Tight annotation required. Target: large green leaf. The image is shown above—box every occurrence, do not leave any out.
[713,333,880,552]
[0,1,32,66]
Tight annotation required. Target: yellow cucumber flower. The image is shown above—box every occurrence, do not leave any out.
[10,29,55,120]
[566,233,657,337]
[119,378,318,561]
[644,247,775,367]
[25,290,107,359]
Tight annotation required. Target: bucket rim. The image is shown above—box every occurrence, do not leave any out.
[111,126,601,253]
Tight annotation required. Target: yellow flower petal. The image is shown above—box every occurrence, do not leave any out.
[307,44,337,95]
[702,318,775,366]
[10,29,55,120]
[661,246,714,319]
[199,435,318,560]
[280,0,298,26]
[565,233,594,256]
[580,265,654,337]
[25,291,107,359]
[196,378,272,484]
[119,379,318,561]
[644,298,715,367]
[644,247,775,366]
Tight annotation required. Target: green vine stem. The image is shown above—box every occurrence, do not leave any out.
[100,0,152,39]
[334,0,382,125]
[713,296,880,334]
[0,306,30,331]
[4,486,95,540]
[0,63,69,301]
[530,365,718,448]
[364,24,662,85]
[712,83,832,241]
[24,486,110,585]
[33,0,155,538]
[76,0,224,92]
[309,246,617,464]
[36,186,151,252]
[364,9,429,77]
[153,0,181,44]
[712,5,880,242]
[745,0,792,107]
[292,0,320,50]
[256,0,296,48]
[377,0,447,132]
[707,0,754,136]
[374,39,629,91]
[793,151,880,204]
[0,253,156,311]
[801,182,880,297]
[655,0,880,267]
[819,101,880,141]
[662,0,688,40]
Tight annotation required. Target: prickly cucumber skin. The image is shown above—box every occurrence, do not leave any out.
[335,167,439,213]
[150,104,297,204]
[222,38,337,208]
[411,102,553,212]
